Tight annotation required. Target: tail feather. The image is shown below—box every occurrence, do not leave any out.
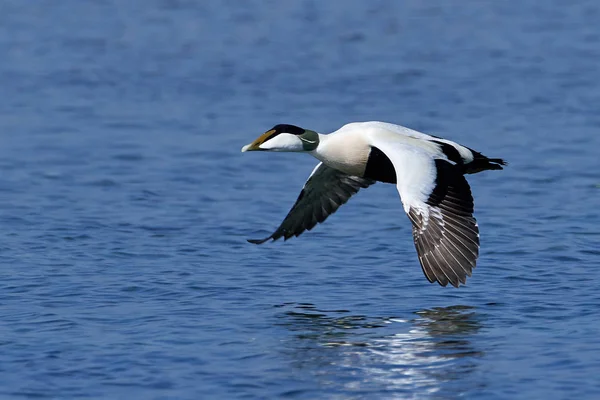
[464,150,507,174]
[488,158,507,166]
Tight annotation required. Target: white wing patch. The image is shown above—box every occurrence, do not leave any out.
[366,137,437,214]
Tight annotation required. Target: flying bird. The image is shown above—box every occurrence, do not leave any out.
[241,121,505,287]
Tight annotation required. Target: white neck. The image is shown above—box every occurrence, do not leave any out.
[310,133,328,156]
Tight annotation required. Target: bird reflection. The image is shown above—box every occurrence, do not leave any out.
[276,303,483,397]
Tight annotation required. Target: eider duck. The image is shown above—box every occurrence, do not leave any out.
[241,121,506,287]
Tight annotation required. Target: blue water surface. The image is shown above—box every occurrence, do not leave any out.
[1,1,599,399]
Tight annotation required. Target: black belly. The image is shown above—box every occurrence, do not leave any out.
[363,146,396,184]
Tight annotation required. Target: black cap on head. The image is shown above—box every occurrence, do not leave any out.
[270,124,305,135]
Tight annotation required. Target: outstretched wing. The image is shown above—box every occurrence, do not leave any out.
[372,139,480,288]
[248,162,375,244]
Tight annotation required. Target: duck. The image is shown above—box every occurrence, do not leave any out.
[241,121,505,287]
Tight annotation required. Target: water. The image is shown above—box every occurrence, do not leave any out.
[1,0,599,398]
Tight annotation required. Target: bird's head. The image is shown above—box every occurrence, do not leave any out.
[241,124,319,153]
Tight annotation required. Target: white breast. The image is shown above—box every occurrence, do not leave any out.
[311,128,371,176]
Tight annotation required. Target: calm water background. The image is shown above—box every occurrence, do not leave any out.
[1,1,599,399]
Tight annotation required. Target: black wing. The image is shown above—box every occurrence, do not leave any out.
[407,160,480,287]
[248,163,375,244]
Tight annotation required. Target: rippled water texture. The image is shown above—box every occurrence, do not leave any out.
[1,1,599,398]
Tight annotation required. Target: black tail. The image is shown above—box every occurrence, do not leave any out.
[464,150,507,174]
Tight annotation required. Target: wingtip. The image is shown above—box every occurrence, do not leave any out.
[434,278,463,288]
[247,237,270,245]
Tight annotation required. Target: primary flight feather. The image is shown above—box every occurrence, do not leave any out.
[241,121,505,288]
